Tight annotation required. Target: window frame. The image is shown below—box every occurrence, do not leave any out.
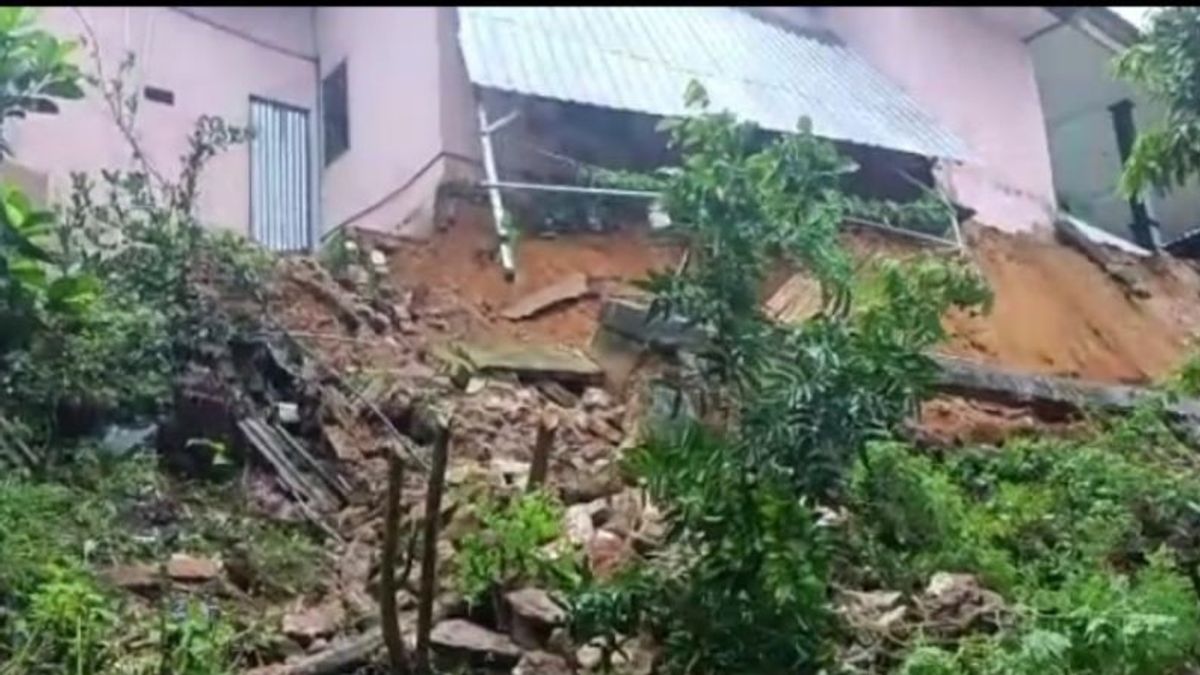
[322,59,349,166]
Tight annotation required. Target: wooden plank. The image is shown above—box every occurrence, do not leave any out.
[239,418,336,512]
[501,272,592,320]
[273,423,352,503]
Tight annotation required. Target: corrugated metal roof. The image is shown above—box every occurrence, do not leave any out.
[458,7,972,161]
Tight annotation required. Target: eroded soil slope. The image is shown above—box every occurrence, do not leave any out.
[363,208,1200,386]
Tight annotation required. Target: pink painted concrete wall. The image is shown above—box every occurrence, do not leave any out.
[316,6,480,238]
[9,7,317,234]
[819,6,1057,231]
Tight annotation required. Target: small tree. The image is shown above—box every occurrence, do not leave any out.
[1113,7,1200,199]
[0,7,88,354]
[0,7,84,158]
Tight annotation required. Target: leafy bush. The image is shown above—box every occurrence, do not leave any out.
[625,421,833,673]
[455,490,579,604]
[567,83,991,673]
[1113,7,1200,198]
[0,7,85,157]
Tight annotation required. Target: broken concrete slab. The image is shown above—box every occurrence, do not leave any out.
[597,298,706,351]
[430,618,523,669]
[505,587,566,649]
[501,272,593,320]
[282,601,345,644]
[446,340,603,384]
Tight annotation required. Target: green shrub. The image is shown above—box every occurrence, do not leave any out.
[456,490,579,604]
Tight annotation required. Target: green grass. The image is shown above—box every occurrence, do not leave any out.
[0,450,332,673]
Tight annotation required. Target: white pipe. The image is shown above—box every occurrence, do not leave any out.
[477,104,516,277]
[844,217,960,249]
[479,180,661,199]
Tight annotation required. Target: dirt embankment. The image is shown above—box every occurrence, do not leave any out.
[364,208,1200,387]
[942,226,1200,384]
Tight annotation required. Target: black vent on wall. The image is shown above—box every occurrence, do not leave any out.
[144,86,175,106]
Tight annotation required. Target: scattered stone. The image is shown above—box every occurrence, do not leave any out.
[587,530,633,579]
[588,416,625,444]
[610,635,656,675]
[837,589,907,635]
[394,588,417,611]
[917,572,1009,637]
[561,462,625,504]
[564,503,597,546]
[430,619,523,668]
[306,637,329,654]
[369,249,388,269]
[577,643,604,670]
[490,458,531,487]
[581,387,613,410]
[506,588,566,626]
[602,489,645,536]
[166,553,219,582]
[282,601,345,644]
[506,587,566,649]
[466,377,487,395]
[515,650,572,675]
[100,563,161,594]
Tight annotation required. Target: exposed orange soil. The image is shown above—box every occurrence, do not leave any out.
[373,206,682,348]
[364,207,1200,387]
[941,226,1200,384]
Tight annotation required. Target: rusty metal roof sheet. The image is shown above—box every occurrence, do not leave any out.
[458,7,972,161]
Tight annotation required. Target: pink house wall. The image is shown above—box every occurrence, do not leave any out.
[10,7,1059,240]
[316,7,481,239]
[9,7,317,234]
[818,6,1058,232]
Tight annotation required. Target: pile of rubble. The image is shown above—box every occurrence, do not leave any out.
[153,236,672,673]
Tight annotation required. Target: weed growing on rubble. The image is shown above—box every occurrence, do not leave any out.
[456,490,580,604]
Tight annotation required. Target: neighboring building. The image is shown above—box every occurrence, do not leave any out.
[5,6,1193,254]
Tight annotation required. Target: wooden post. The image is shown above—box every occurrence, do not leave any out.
[528,410,558,490]
[415,420,451,673]
[380,452,411,675]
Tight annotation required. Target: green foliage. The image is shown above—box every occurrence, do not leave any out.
[455,490,579,604]
[0,7,85,157]
[840,192,956,237]
[3,115,266,441]
[852,407,1200,674]
[741,257,990,496]
[568,83,991,673]
[0,7,90,357]
[623,421,833,673]
[0,455,307,673]
[1113,7,1200,198]
[1163,347,1200,397]
[643,89,855,383]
